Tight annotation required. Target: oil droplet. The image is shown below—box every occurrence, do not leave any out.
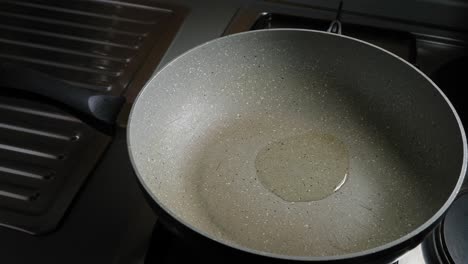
[255,132,349,202]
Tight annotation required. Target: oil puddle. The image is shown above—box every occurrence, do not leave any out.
[255,131,349,202]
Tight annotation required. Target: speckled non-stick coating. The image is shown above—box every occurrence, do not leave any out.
[128,29,466,259]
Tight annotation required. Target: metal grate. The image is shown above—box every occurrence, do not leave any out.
[0,96,110,234]
[0,0,180,93]
[0,0,187,234]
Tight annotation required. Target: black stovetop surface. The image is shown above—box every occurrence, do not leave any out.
[0,0,184,262]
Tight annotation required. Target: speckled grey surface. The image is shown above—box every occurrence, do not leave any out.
[255,131,349,202]
[128,29,465,258]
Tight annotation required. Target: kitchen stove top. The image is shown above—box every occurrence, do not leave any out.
[0,0,186,262]
[0,1,466,263]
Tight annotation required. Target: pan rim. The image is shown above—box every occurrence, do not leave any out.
[127,28,468,261]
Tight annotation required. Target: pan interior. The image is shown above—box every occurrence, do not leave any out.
[128,30,464,257]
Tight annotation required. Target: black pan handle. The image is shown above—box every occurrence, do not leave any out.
[0,62,125,134]
[327,1,343,35]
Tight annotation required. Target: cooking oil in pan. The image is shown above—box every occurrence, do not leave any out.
[255,131,349,202]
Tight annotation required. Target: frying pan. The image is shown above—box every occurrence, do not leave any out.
[128,29,466,262]
[1,28,466,263]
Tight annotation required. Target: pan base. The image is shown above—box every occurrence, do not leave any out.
[177,112,430,257]
[255,131,349,202]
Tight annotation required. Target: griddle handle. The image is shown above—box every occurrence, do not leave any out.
[0,62,125,133]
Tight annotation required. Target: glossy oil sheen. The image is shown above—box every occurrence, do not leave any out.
[255,132,348,202]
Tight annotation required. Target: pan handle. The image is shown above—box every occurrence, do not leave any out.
[0,62,125,134]
[327,1,343,35]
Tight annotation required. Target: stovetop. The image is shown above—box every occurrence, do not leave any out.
[0,1,467,263]
[0,0,186,262]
